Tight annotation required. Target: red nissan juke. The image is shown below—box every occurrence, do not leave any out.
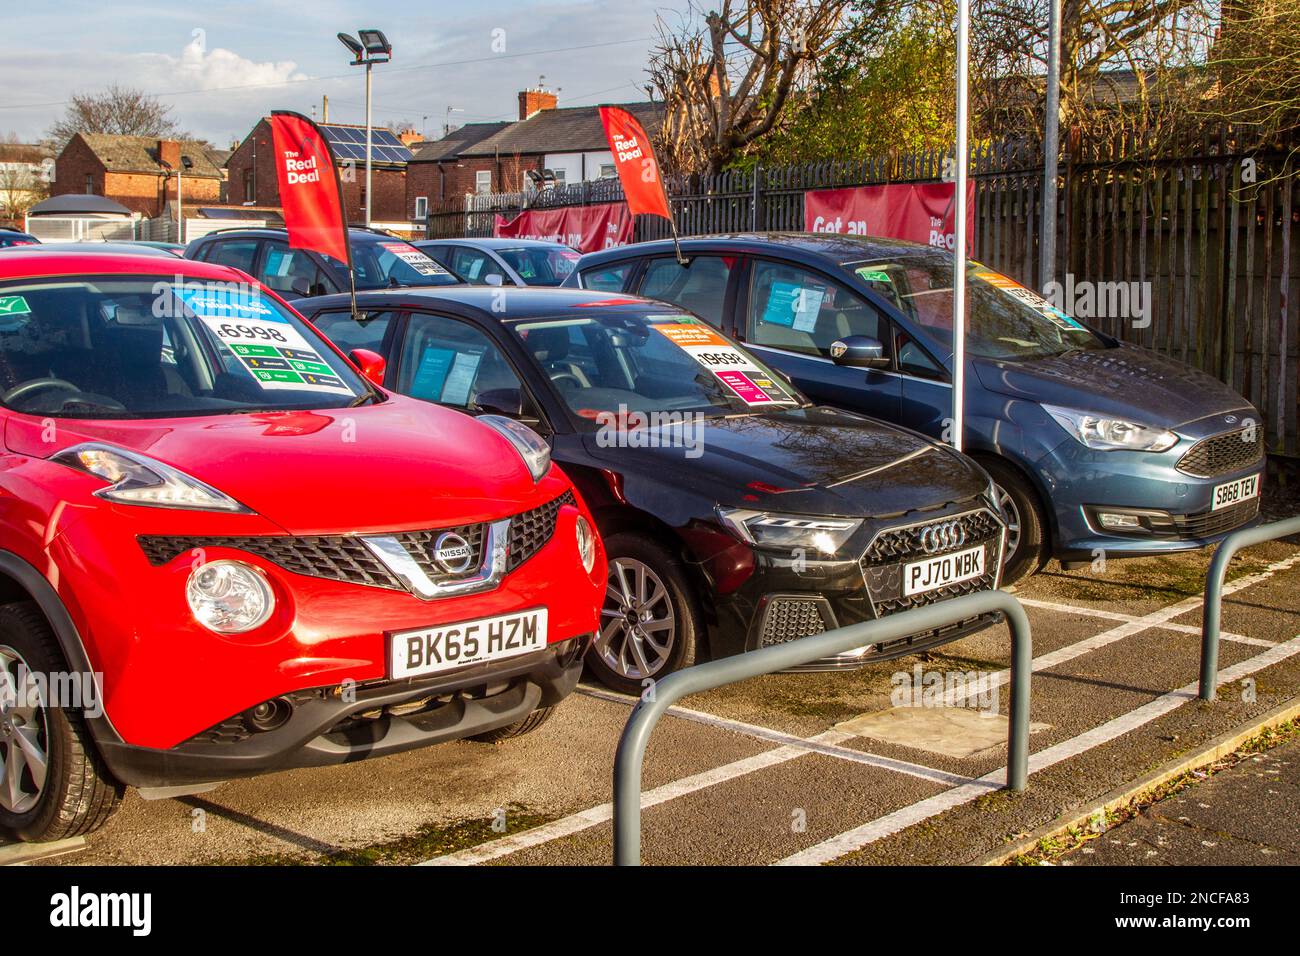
[0,251,605,842]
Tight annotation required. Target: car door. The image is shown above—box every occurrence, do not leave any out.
[390,310,547,424]
[736,257,901,419]
[631,254,741,331]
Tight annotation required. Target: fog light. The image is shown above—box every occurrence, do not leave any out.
[1097,512,1143,530]
[575,515,596,573]
[187,560,275,633]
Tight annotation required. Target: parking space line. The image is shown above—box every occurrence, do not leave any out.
[775,632,1300,865]
[577,685,976,787]
[944,553,1300,706]
[418,729,853,866]
[1017,597,1274,647]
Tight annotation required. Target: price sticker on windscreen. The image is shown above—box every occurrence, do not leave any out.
[173,286,352,395]
[654,321,796,405]
[381,242,450,277]
[975,269,1085,330]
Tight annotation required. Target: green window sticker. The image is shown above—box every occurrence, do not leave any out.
[855,268,893,284]
[0,295,32,316]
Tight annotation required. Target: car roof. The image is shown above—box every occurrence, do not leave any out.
[420,237,575,251]
[301,286,682,323]
[0,249,259,283]
[190,227,415,244]
[576,231,942,268]
[2,241,176,256]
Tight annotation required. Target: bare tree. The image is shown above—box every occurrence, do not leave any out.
[649,0,857,174]
[47,84,188,148]
[1208,0,1300,152]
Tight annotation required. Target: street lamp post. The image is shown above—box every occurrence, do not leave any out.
[177,155,193,244]
[337,29,392,228]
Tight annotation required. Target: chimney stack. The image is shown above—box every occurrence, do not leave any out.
[518,87,558,121]
[158,139,181,171]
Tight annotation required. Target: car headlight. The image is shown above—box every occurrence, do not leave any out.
[718,507,861,555]
[1042,405,1178,452]
[186,560,275,634]
[52,443,252,512]
[575,514,596,573]
[479,415,551,482]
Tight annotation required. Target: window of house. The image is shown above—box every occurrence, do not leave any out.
[242,169,254,203]
[84,174,94,195]
[599,164,616,179]
[413,196,428,220]
[475,170,492,194]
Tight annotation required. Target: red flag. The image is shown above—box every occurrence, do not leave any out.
[269,111,350,266]
[598,106,671,222]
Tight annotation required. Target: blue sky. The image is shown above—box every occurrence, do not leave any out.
[0,0,692,145]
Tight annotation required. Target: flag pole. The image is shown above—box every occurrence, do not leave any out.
[951,0,970,454]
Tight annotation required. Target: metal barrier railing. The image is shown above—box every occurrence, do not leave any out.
[1200,515,1300,701]
[611,590,1032,865]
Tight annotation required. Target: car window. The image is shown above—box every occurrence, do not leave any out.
[260,241,331,297]
[747,260,886,358]
[579,262,632,292]
[309,310,396,357]
[200,238,260,275]
[494,246,581,286]
[345,240,458,290]
[0,276,367,418]
[896,331,944,379]
[450,247,508,285]
[637,255,736,329]
[845,257,1105,360]
[396,312,523,411]
[508,312,801,426]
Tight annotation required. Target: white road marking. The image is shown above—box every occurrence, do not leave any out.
[419,729,853,866]
[776,633,1300,865]
[421,549,1300,866]
[943,553,1300,706]
[577,685,976,787]
[1017,597,1276,647]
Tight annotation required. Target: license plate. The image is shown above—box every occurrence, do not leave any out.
[903,546,986,597]
[389,608,548,679]
[1211,473,1260,512]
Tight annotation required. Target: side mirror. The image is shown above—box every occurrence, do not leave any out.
[290,277,312,298]
[475,387,524,417]
[348,348,387,388]
[484,274,505,287]
[829,335,888,369]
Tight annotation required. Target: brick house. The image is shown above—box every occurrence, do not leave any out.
[404,90,665,218]
[225,118,409,224]
[52,134,223,217]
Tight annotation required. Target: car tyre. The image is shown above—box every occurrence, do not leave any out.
[0,602,123,843]
[585,534,700,695]
[469,706,557,743]
[978,457,1048,586]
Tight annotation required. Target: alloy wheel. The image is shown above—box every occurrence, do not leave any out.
[0,644,49,815]
[595,558,676,681]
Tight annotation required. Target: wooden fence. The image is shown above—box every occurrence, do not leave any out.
[426,133,1299,456]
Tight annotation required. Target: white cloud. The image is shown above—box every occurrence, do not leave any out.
[130,36,308,92]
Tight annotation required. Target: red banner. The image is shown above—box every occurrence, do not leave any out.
[269,111,350,265]
[493,202,633,254]
[598,106,672,221]
[804,182,976,253]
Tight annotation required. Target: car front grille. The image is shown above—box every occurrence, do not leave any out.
[1172,497,1260,539]
[1177,427,1264,479]
[859,509,1003,618]
[758,597,832,648]
[139,490,576,590]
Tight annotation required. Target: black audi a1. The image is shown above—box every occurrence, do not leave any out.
[299,288,1006,693]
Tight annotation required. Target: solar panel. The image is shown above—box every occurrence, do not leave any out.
[319,125,411,164]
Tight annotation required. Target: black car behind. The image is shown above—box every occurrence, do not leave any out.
[298,288,1006,693]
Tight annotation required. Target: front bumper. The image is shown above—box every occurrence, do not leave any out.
[700,503,1005,668]
[50,478,606,767]
[1032,417,1266,561]
[96,635,589,788]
